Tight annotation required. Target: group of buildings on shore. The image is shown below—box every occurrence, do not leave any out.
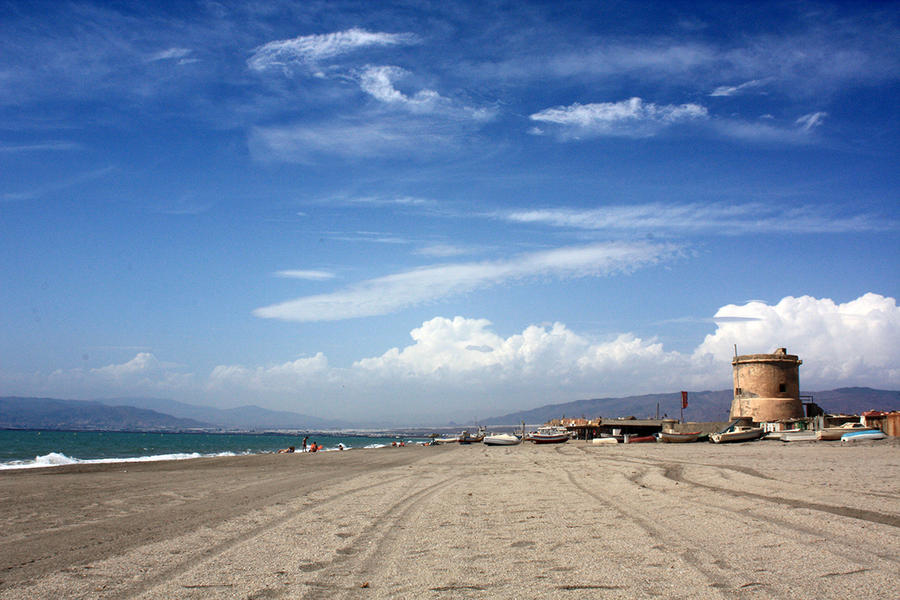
[548,348,899,440]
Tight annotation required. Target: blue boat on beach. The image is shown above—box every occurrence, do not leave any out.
[840,429,886,442]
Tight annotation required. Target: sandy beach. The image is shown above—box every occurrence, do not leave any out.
[1,441,898,599]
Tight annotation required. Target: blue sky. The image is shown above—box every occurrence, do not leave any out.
[2,1,898,424]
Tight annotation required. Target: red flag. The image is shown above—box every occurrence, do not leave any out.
[681,391,688,409]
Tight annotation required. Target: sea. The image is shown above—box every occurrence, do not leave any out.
[0,430,430,470]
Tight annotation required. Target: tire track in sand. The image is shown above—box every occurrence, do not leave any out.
[586,453,899,573]
[110,473,417,600]
[292,475,453,600]
[558,466,741,598]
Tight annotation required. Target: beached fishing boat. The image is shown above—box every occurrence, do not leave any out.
[526,426,570,444]
[840,430,886,442]
[625,434,656,444]
[657,431,701,443]
[816,422,869,441]
[709,426,764,444]
[430,435,459,445]
[780,431,817,442]
[432,427,485,444]
[482,433,522,446]
[591,437,619,445]
[763,428,802,440]
[458,429,485,444]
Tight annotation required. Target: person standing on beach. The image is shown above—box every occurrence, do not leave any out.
[302,436,309,451]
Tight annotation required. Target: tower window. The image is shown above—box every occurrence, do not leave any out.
[779,383,786,393]
[735,387,742,395]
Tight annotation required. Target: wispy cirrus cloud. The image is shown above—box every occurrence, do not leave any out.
[529,97,707,139]
[482,15,900,98]
[415,244,478,258]
[249,113,467,162]
[709,78,770,97]
[248,28,419,75]
[254,241,677,322]
[711,111,827,143]
[1,165,115,202]
[316,194,437,208]
[147,47,192,62]
[503,203,897,235]
[0,141,81,152]
[795,111,827,132]
[358,65,495,121]
[274,270,337,281]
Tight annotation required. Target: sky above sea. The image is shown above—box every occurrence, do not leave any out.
[1,1,898,424]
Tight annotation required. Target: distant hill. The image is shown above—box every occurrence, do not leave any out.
[808,388,900,415]
[483,387,900,425]
[484,390,732,425]
[0,397,207,431]
[93,397,347,430]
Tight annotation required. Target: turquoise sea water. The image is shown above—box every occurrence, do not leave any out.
[0,430,429,469]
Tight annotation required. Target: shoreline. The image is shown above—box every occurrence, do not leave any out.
[0,429,432,470]
[1,442,897,598]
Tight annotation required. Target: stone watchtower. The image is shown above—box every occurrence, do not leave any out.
[731,348,803,422]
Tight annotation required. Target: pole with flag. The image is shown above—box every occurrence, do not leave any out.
[680,391,688,423]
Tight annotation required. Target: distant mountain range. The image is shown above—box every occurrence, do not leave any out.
[0,397,207,431]
[0,396,346,431]
[2,388,897,431]
[483,387,900,425]
[92,397,347,430]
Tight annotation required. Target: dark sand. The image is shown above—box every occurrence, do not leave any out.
[1,441,898,599]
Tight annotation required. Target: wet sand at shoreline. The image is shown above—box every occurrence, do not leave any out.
[1,441,898,599]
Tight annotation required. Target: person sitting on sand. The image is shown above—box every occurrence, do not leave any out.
[308,442,317,453]
[338,443,345,451]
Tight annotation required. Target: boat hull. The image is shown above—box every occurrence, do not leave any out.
[658,431,700,443]
[840,430,886,442]
[780,431,817,442]
[709,427,764,443]
[483,434,521,446]
[817,424,869,440]
[625,435,656,444]
[528,435,569,444]
[591,437,619,445]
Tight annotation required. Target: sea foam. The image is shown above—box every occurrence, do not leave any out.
[0,450,241,470]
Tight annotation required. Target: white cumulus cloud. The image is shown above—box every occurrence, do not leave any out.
[2,294,897,423]
[208,353,330,392]
[695,293,900,387]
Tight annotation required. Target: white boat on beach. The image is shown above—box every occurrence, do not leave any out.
[709,426,764,444]
[431,435,460,445]
[780,431,818,442]
[816,422,869,441]
[591,437,619,445]
[840,430,886,442]
[763,428,802,440]
[526,426,570,444]
[482,433,522,446]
